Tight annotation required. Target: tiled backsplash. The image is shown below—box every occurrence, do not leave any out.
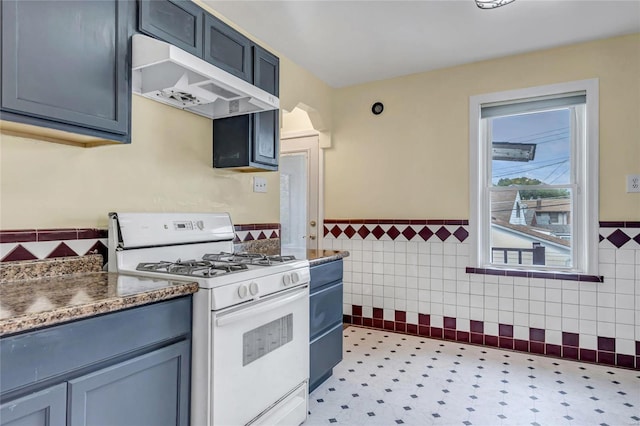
[325,219,640,369]
[0,224,280,264]
[3,220,637,369]
[0,229,108,263]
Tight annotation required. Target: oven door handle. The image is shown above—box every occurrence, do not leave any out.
[216,287,308,327]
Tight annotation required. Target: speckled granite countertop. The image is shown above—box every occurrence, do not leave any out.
[281,249,349,266]
[0,257,198,336]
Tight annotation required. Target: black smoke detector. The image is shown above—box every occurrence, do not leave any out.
[371,102,384,115]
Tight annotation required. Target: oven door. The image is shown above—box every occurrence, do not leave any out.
[211,285,309,426]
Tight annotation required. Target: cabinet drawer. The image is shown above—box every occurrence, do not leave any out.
[309,324,343,392]
[309,281,343,340]
[310,260,343,291]
[0,297,191,395]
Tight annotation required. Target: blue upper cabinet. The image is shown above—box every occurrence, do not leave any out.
[253,44,279,96]
[0,0,133,143]
[203,13,253,82]
[139,0,204,57]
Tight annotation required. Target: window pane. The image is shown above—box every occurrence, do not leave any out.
[490,188,572,269]
[491,109,571,186]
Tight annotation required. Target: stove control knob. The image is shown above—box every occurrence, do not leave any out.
[282,274,291,286]
[238,284,248,299]
[291,272,300,284]
[249,282,259,296]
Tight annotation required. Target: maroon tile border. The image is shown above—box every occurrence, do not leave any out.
[0,228,106,243]
[465,267,604,283]
[598,336,615,352]
[325,219,639,248]
[2,245,38,262]
[1,229,111,263]
[325,223,469,242]
[325,219,470,226]
[515,340,529,352]
[323,219,470,242]
[344,305,639,370]
[530,328,545,342]
[562,332,579,347]
[234,223,281,231]
[563,346,579,360]
[0,230,37,243]
[599,221,640,228]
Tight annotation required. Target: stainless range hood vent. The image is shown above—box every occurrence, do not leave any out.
[132,34,279,119]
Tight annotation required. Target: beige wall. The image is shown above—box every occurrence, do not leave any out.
[1,27,638,229]
[0,96,281,228]
[0,4,333,230]
[326,33,640,221]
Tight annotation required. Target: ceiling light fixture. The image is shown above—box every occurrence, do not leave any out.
[475,0,516,9]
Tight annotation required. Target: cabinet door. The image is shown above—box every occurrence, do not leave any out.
[203,13,252,82]
[253,45,279,96]
[0,384,66,426]
[213,114,251,169]
[139,0,203,57]
[253,110,279,169]
[1,0,130,135]
[68,341,190,426]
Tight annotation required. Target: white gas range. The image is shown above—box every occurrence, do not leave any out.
[108,212,310,426]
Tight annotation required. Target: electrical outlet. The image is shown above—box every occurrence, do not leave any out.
[253,177,267,193]
[627,175,640,193]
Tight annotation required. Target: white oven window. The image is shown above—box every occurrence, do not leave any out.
[243,313,294,366]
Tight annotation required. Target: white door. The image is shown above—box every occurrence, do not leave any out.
[280,134,320,253]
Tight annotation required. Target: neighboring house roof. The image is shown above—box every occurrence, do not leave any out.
[539,224,572,235]
[490,190,519,223]
[522,198,571,213]
[490,190,572,243]
[492,219,571,248]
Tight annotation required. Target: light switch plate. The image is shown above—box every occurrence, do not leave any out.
[626,175,640,193]
[253,177,267,193]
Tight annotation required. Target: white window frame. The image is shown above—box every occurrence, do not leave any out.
[469,79,599,275]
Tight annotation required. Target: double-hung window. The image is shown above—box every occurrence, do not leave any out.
[469,79,599,275]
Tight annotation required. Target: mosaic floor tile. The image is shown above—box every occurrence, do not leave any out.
[307,326,640,426]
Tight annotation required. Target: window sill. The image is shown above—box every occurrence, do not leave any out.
[465,267,603,283]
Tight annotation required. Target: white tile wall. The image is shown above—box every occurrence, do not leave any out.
[327,225,640,358]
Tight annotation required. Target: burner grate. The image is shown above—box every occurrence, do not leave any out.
[136,258,249,277]
[203,252,296,265]
[135,252,296,277]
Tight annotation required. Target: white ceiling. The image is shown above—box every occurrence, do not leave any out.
[203,0,640,88]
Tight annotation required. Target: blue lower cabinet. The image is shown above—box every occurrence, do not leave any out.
[0,384,66,426]
[309,260,344,393]
[0,297,192,426]
[68,341,190,426]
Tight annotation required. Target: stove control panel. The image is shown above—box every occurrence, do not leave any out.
[172,220,205,231]
[112,212,235,249]
[209,265,310,311]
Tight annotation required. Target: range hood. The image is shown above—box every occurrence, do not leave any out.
[132,34,279,119]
